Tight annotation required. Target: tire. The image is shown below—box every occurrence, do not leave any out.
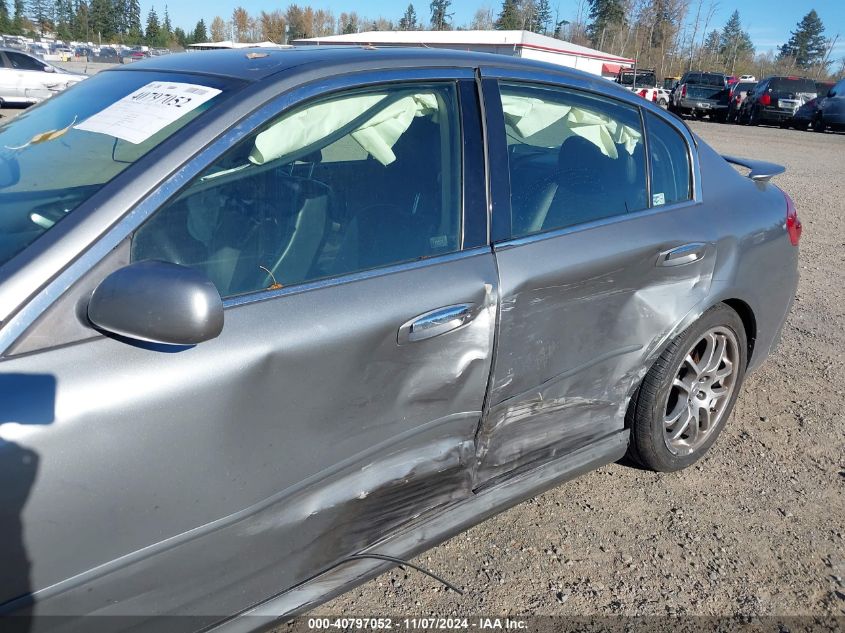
[626,304,748,472]
[748,107,759,126]
[812,115,826,133]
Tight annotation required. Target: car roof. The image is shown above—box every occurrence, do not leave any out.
[111,45,615,86]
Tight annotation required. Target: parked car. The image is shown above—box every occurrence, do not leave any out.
[789,97,821,130]
[739,76,817,126]
[726,80,757,123]
[0,48,799,630]
[739,74,756,82]
[88,46,120,63]
[615,67,660,103]
[669,71,727,118]
[812,77,845,132]
[0,47,86,106]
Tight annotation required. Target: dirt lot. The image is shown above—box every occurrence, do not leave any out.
[308,122,845,621]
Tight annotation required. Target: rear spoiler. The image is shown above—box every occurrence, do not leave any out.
[721,155,786,182]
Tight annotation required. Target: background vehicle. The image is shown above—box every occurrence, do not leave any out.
[616,67,659,102]
[88,46,120,63]
[670,71,727,118]
[739,74,756,82]
[740,76,817,126]
[727,80,757,122]
[813,77,845,131]
[0,47,86,106]
[0,48,799,629]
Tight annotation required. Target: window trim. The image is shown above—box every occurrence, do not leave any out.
[643,109,694,207]
[478,65,701,246]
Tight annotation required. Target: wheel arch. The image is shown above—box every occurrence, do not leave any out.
[722,298,756,366]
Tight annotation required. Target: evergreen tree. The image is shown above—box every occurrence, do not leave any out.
[533,0,552,34]
[172,25,186,46]
[12,0,25,33]
[72,0,90,40]
[27,0,53,36]
[495,0,520,30]
[162,4,171,38]
[586,0,625,48]
[778,9,828,70]
[429,0,450,30]
[145,5,161,46]
[111,0,126,37]
[718,10,754,72]
[54,0,72,39]
[127,0,142,43]
[0,0,9,32]
[90,0,113,41]
[193,18,207,43]
[398,3,416,30]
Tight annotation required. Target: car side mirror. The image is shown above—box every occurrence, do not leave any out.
[0,155,21,188]
[88,260,223,346]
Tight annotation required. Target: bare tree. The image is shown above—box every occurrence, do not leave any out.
[470,6,494,30]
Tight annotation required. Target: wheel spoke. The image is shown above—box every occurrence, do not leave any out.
[683,352,702,377]
[713,358,733,380]
[665,401,687,426]
[700,332,722,374]
[672,377,692,393]
[686,405,701,443]
[667,406,692,441]
[698,405,712,432]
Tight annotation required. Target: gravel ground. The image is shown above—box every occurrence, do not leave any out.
[305,122,845,622]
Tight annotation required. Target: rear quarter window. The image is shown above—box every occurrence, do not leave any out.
[646,112,691,207]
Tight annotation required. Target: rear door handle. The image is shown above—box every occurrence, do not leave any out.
[657,243,707,267]
[398,303,475,344]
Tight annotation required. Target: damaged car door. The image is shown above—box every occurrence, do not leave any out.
[475,74,716,484]
[0,74,496,621]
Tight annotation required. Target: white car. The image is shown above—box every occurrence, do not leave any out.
[0,48,87,106]
[739,74,756,82]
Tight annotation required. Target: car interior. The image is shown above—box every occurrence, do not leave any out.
[132,85,461,298]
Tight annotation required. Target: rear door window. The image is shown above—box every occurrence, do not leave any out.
[499,82,647,238]
[132,82,462,298]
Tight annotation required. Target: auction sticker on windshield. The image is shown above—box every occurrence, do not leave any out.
[75,81,221,144]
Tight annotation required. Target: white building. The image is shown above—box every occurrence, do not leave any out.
[292,30,634,78]
[188,41,292,51]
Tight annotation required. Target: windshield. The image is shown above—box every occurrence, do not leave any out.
[768,77,816,93]
[685,73,725,86]
[618,71,656,87]
[0,70,236,268]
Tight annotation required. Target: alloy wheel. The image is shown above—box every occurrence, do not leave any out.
[663,326,740,455]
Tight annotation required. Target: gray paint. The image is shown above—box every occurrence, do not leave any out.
[0,48,798,629]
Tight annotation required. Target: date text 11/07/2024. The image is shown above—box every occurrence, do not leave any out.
[305,617,529,629]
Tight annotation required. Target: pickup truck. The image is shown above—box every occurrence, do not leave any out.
[670,71,727,118]
[615,68,660,104]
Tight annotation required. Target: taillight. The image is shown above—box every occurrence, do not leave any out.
[759,93,771,106]
[734,95,741,103]
[682,84,687,97]
[652,91,657,102]
[638,89,647,98]
[783,190,802,246]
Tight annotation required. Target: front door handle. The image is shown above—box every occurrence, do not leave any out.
[398,303,475,344]
[657,243,707,267]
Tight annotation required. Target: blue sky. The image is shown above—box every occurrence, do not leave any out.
[147,0,845,57]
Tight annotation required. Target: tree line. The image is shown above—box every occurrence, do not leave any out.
[0,0,839,78]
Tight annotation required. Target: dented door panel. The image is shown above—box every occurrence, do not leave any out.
[477,211,717,484]
[0,251,498,619]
